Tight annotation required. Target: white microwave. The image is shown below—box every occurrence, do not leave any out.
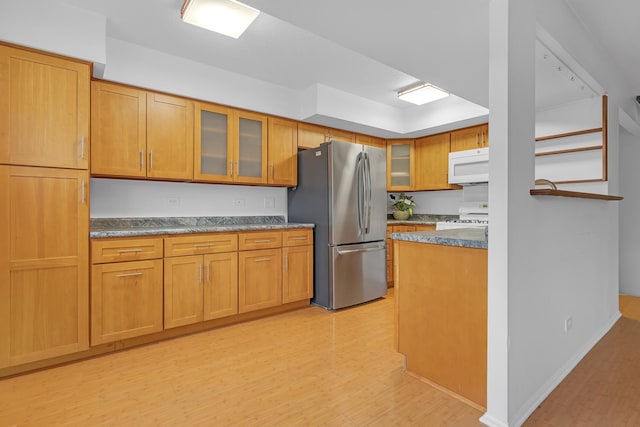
[448,147,489,184]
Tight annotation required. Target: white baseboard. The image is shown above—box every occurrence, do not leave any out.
[511,310,621,426]
[479,412,509,427]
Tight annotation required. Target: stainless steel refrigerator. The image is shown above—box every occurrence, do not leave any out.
[288,140,387,309]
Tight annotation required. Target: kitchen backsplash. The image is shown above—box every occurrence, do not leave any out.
[90,178,287,218]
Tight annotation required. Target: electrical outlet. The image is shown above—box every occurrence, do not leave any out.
[232,198,245,208]
[564,316,573,332]
[166,197,180,206]
[264,197,275,209]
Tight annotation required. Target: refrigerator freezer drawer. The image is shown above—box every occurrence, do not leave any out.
[330,241,387,309]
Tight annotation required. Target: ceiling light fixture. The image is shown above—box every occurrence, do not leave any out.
[181,0,260,39]
[398,83,449,105]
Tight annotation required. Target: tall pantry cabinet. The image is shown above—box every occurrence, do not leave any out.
[0,44,90,368]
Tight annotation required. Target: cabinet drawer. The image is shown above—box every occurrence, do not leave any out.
[164,233,238,257]
[92,238,164,264]
[283,229,313,247]
[238,231,282,250]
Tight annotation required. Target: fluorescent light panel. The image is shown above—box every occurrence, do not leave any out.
[181,0,260,39]
[398,83,449,105]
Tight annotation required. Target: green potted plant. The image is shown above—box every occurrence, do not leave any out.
[389,193,416,220]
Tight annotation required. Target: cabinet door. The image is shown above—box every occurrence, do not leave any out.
[0,45,89,169]
[387,140,415,191]
[164,256,203,329]
[451,125,483,152]
[267,117,297,186]
[194,102,234,182]
[415,133,458,191]
[203,252,238,320]
[356,134,386,148]
[146,93,194,180]
[0,166,89,367]
[238,248,282,313]
[234,110,267,184]
[328,128,355,143]
[91,259,163,345]
[297,123,328,149]
[480,124,489,147]
[282,245,313,304]
[91,82,147,177]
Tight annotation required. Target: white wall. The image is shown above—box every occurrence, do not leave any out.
[483,1,623,426]
[90,178,287,219]
[619,127,640,295]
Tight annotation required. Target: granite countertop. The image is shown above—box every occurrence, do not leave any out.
[90,216,314,238]
[386,213,458,226]
[390,228,488,249]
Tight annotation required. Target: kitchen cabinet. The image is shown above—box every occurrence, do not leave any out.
[386,224,435,286]
[414,133,460,191]
[0,44,90,170]
[91,259,163,345]
[0,166,89,367]
[239,248,282,313]
[282,229,313,303]
[356,134,386,149]
[164,233,239,328]
[91,82,147,177]
[297,123,356,149]
[194,102,267,184]
[450,124,489,152]
[267,117,298,186]
[91,81,194,180]
[387,139,415,191]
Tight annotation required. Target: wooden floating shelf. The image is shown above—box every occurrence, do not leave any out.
[530,189,623,201]
[535,145,602,157]
[535,127,602,142]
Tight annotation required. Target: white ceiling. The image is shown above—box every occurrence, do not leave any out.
[59,0,638,134]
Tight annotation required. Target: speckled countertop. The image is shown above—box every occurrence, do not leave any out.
[90,216,314,238]
[391,228,488,249]
[386,213,458,226]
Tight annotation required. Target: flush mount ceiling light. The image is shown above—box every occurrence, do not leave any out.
[397,83,449,105]
[181,0,260,39]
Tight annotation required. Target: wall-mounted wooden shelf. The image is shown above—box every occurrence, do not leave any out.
[530,189,623,201]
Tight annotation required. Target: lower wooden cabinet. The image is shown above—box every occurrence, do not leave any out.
[282,245,313,303]
[386,224,435,287]
[164,252,239,329]
[91,259,163,345]
[238,248,282,313]
[0,166,89,368]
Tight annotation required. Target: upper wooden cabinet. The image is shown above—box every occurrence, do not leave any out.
[414,133,460,191]
[91,81,194,180]
[267,117,297,186]
[194,102,267,184]
[0,166,89,368]
[356,134,386,149]
[387,139,415,191]
[297,123,355,149]
[450,124,489,152]
[0,44,90,169]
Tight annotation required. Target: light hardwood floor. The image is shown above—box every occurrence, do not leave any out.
[2,293,640,426]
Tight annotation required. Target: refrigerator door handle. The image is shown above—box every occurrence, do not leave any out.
[364,152,372,234]
[336,246,385,255]
[356,152,364,236]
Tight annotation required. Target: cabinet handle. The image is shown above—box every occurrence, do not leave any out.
[289,236,307,240]
[270,164,274,178]
[81,180,86,204]
[199,263,203,284]
[206,263,210,282]
[254,257,271,262]
[116,272,142,278]
[117,248,143,253]
[285,254,288,270]
[140,150,144,170]
[80,136,85,160]
[149,150,153,169]
[229,161,233,176]
[476,132,479,147]
[252,239,272,243]
[194,243,214,248]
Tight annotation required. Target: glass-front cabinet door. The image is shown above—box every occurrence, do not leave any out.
[234,111,267,184]
[194,102,234,182]
[386,139,415,191]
